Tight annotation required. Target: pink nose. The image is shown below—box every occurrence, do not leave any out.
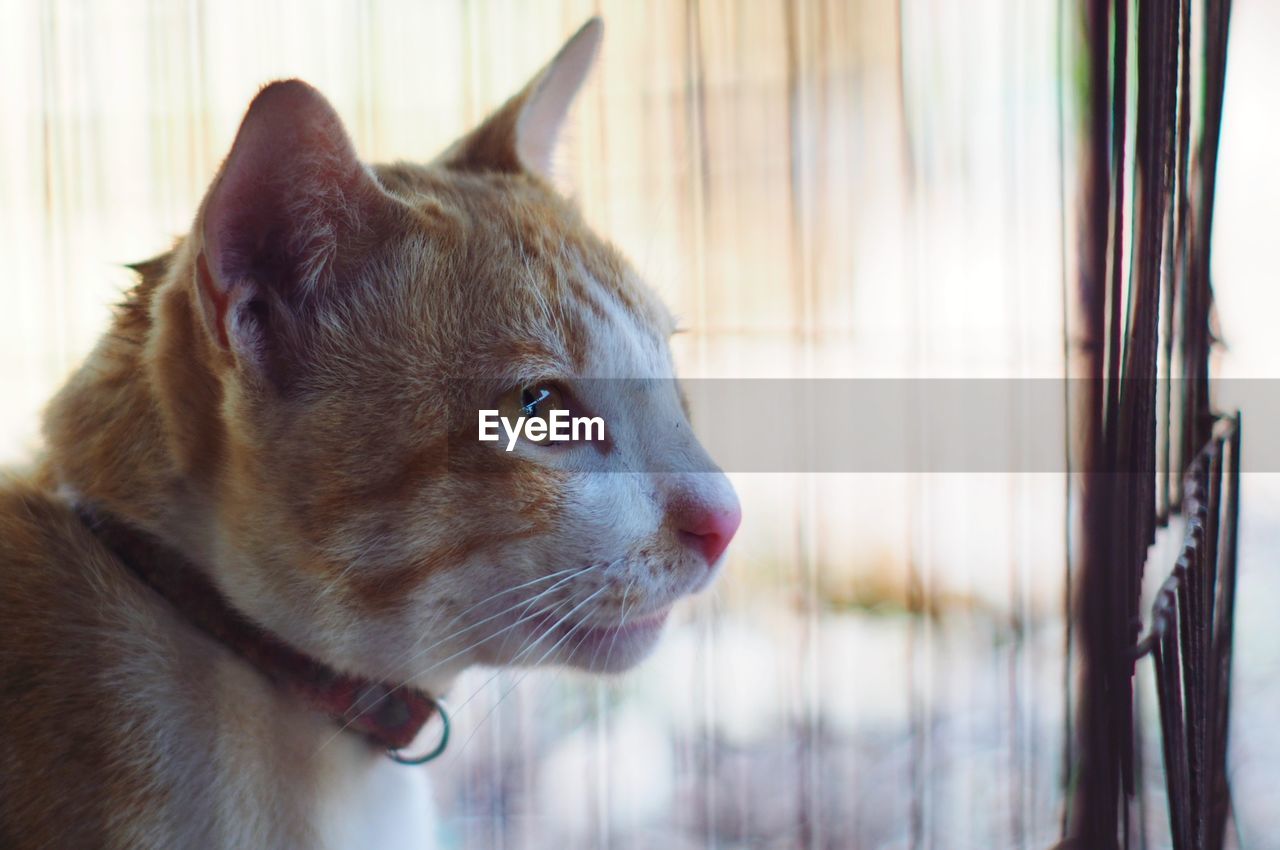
[678,504,742,565]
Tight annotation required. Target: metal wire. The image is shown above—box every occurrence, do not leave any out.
[1066,0,1237,847]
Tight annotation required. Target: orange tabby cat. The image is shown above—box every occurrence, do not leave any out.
[0,19,739,849]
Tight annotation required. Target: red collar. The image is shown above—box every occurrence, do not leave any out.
[78,506,440,756]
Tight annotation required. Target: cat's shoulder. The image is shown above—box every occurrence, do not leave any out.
[0,473,129,611]
[0,472,97,595]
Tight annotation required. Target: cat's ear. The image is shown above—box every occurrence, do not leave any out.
[194,80,398,378]
[444,17,602,177]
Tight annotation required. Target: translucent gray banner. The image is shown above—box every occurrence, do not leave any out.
[450,379,1266,472]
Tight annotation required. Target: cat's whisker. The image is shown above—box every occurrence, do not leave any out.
[413,564,600,663]
[383,563,591,677]
[489,584,591,665]
[444,594,584,718]
[459,584,609,724]
[498,562,606,637]
[504,583,610,668]
[315,554,621,759]
[487,592,575,664]
[564,596,612,668]
[467,556,625,666]
[449,560,632,722]
[451,587,611,758]
[596,578,636,673]
[387,562,600,681]
[311,567,601,759]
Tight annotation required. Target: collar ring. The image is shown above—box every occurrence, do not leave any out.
[387,698,450,766]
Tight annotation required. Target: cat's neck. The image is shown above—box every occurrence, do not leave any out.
[41,241,223,552]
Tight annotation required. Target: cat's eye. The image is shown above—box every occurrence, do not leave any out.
[498,383,568,423]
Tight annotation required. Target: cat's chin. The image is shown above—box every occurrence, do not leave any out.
[558,608,671,673]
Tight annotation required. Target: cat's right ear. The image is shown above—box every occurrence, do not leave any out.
[443,18,603,178]
[194,80,398,382]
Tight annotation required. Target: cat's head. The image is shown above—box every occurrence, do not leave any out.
[182,19,739,688]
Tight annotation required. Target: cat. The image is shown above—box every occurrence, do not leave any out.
[0,18,739,849]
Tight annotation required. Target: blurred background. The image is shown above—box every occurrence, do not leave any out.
[0,1,1275,847]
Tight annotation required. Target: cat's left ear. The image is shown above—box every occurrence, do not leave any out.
[443,17,602,177]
